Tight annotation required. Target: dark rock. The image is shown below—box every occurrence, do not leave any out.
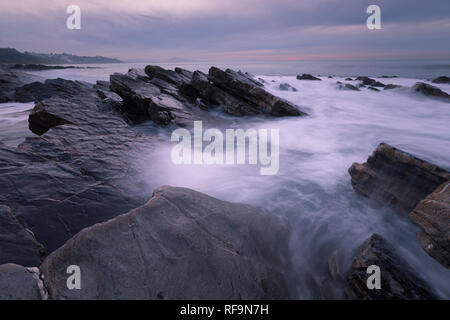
[110,69,196,126]
[412,82,450,102]
[279,83,298,92]
[296,74,321,81]
[345,78,353,81]
[208,67,305,116]
[337,83,359,91]
[328,76,333,79]
[14,78,93,103]
[0,205,44,266]
[174,67,194,79]
[348,143,450,214]
[368,87,380,92]
[237,70,264,87]
[347,234,437,300]
[384,84,402,90]
[191,70,262,115]
[145,65,191,86]
[380,75,397,79]
[410,181,450,269]
[110,70,161,122]
[356,76,385,87]
[41,186,293,300]
[1,80,153,259]
[0,264,42,300]
[431,76,450,84]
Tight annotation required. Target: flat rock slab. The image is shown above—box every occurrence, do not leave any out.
[0,264,41,300]
[349,143,450,214]
[0,205,44,266]
[410,181,450,269]
[41,186,292,300]
[347,234,437,300]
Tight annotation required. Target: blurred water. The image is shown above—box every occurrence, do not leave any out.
[136,75,450,299]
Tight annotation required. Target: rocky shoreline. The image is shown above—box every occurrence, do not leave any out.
[0,64,449,299]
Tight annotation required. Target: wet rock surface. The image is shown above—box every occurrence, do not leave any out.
[0,205,44,266]
[0,263,42,300]
[410,181,450,269]
[412,82,450,102]
[1,78,154,259]
[347,234,437,300]
[41,186,293,300]
[14,78,92,103]
[348,143,450,214]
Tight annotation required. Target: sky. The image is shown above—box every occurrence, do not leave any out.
[0,0,449,62]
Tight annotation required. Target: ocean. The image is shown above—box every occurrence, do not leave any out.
[1,60,450,298]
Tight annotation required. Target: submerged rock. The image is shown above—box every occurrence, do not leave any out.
[412,82,450,102]
[431,76,450,84]
[0,264,42,300]
[347,234,437,300]
[279,82,298,91]
[41,186,293,300]
[356,76,386,87]
[337,83,359,91]
[348,143,450,214]
[410,181,450,269]
[384,84,402,90]
[296,73,321,81]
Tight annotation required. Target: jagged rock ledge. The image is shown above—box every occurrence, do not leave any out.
[410,181,450,269]
[348,143,450,214]
[346,234,437,300]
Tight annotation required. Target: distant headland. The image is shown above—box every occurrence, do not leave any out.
[0,48,122,64]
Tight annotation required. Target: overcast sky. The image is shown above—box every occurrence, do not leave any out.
[1,0,449,61]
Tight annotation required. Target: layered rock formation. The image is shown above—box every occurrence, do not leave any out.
[109,66,306,127]
[347,234,437,300]
[410,181,450,269]
[0,78,151,261]
[348,143,450,213]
